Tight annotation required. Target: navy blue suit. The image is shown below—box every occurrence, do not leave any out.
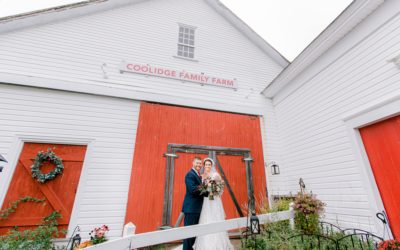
[182,169,204,250]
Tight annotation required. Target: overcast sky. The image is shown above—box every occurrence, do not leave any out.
[0,0,352,61]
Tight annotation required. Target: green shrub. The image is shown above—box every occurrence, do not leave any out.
[293,191,325,234]
[241,187,376,250]
[294,212,320,234]
[0,211,64,250]
[241,220,375,250]
[268,198,291,213]
[240,235,267,250]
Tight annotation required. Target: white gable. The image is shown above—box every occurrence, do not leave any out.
[0,0,285,115]
[0,1,286,237]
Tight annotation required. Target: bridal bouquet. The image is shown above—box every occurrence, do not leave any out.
[199,177,225,200]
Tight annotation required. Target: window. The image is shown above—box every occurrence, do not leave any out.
[177,25,195,59]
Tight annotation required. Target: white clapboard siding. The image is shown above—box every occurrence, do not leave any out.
[271,2,400,232]
[0,0,283,116]
[0,84,140,238]
[259,99,288,197]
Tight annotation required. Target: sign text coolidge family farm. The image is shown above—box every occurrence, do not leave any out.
[119,62,238,89]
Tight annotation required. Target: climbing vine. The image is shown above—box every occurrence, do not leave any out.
[0,196,45,220]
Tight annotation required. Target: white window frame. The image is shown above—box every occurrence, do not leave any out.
[342,90,400,239]
[176,23,197,60]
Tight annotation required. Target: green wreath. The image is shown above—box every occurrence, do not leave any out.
[31,148,64,183]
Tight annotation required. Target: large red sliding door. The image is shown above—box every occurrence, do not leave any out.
[125,103,267,233]
[359,115,400,239]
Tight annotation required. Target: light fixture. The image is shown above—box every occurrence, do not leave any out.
[70,233,81,250]
[250,213,260,235]
[0,154,7,173]
[267,161,280,175]
[0,154,7,163]
[66,225,80,250]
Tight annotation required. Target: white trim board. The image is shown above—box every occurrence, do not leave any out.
[342,90,400,239]
[0,72,266,116]
[0,135,94,238]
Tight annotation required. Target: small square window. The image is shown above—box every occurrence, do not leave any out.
[177,24,195,59]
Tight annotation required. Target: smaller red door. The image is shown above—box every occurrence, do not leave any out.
[359,115,400,239]
[0,143,86,235]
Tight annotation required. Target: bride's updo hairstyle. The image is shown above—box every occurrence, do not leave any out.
[203,158,214,166]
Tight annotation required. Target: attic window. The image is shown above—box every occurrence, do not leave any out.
[177,24,196,59]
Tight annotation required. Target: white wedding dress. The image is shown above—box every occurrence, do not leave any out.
[193,172,234,250]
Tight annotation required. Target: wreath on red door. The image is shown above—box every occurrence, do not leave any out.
[31,148,64,183]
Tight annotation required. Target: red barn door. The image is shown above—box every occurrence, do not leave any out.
[359,115,400,239]
[0,143,86,235]
[125,103,267,233]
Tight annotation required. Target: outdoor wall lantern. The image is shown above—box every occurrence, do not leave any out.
[70,233,81,250]
[0,153,7,173]
[250,213,260,235]
[267,161,280,175]
[67,226,81,250]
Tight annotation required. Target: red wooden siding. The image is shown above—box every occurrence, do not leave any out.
[359,115,400,239]
[0,143,86,236]
[125,103,267,233]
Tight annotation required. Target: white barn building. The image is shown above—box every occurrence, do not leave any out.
[0,0,399,243]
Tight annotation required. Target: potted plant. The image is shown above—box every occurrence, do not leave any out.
[74,225,109,249]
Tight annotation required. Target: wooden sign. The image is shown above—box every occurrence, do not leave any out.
[119,62,238,90]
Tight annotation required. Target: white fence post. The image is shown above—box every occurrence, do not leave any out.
[289,202,295,230]
[123,222,136,237]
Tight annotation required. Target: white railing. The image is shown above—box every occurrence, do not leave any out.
[86,210,295,250]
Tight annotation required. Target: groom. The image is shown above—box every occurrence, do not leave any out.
[182,156,206,250]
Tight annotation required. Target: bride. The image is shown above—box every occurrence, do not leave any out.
[193,158,234,250]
